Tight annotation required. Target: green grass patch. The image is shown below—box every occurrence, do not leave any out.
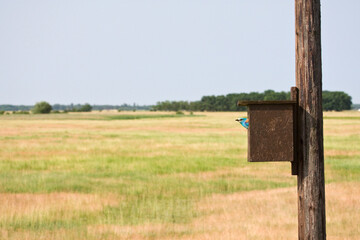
[104,114,201,120]
[324,116,360,120]
[326,157,360,182]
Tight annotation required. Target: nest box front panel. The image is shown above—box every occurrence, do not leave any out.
[248,104,294,162]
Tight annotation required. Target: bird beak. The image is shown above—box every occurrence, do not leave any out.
[235,119,240,122]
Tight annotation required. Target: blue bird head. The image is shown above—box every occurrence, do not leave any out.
[235,117,249,129]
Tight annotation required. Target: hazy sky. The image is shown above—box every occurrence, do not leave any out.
[1,0,359,105]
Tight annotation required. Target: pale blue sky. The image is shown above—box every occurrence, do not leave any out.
[0,0,359,105]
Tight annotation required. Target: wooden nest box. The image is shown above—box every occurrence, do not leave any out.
[238,99,298,163]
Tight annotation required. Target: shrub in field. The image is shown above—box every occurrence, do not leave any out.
[12,111,30,114]
[51,110,64,114]
[0,110,4,115]
[32,101,52,114]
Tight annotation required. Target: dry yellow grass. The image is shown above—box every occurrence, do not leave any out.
[0,193,119,218]
[83,182,360,240]
[0,111,359,239]
[0,193,119,240]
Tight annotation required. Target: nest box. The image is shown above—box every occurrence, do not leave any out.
[238,100,298,163]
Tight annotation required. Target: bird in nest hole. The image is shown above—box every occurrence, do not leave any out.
[235,117,249,129]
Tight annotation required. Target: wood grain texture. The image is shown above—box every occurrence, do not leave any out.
[295,0,326,239]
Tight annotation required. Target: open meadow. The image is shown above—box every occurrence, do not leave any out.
[0,111,359,240]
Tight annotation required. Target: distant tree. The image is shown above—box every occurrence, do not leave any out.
[78,103,92,112]
[323,91,352,111]
[264,90,288,101]
[32,101,52,114]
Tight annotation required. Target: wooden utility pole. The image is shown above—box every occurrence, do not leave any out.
[295,0,326,239]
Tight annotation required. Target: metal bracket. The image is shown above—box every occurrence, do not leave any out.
[291,87,299,176]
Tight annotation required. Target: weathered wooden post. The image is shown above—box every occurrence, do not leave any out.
[237,1,326,238]
[295,0,326,239]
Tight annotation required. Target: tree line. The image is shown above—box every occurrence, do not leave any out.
[0,90,353,114]
[0,103,152,112]
[153,90,352,112]
[52,103,151,111]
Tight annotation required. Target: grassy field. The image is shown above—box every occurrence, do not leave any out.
[0,111,359,239]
